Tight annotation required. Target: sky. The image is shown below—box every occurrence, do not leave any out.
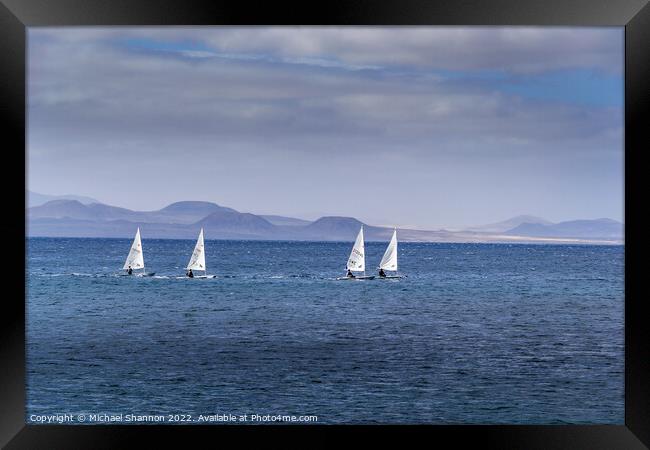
[27,27,624,229]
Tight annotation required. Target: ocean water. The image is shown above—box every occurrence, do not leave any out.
[26,238,624,424]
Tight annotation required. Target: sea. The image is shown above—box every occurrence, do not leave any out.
[26,238,624,424]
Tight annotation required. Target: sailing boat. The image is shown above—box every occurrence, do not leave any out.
[123,227,154,276]
[185,228,216,278]
[378,228,403,279]
[337,225,375,280]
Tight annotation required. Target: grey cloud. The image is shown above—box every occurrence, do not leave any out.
[31,26,622,74]
[29,39,620,149]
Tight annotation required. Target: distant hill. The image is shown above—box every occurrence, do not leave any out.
[298,217,397,241]
[506,219,623,239]
[149,201,236,224]
[305,216,365,235]
[196,210,276,236]
[28,199,145,222]
[260,215,311,227]
[28,199,237,224]
[29,199,99,220]
[27,190,100,207]
[466,215,552,233]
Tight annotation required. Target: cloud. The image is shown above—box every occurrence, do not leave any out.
[28,40,621,152]
[30,26,623,74]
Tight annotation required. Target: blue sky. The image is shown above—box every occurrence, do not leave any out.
[27,27,623,229]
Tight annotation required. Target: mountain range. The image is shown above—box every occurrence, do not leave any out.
[464,215,553,233]
[26,193,623,244]
[505,219,623,239]
[27,190,100,207]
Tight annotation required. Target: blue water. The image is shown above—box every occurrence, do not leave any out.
[26,238,624,424]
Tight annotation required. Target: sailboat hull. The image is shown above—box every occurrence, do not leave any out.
[176,274,217,279]
[336,275,375,280]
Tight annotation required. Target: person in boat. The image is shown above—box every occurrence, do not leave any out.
[346,269,355,278]
[187,268,194,278]
[127,265,132,275]
[378,268,386,278]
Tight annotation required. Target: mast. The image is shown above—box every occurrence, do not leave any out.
[141,228,145,274]
[362,225,365,277]
[200,227,205,274]
[361,224,365,276]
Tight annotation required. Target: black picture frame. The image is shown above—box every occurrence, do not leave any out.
[2,0,648,448]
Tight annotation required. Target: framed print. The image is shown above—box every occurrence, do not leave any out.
[1,0,648,448]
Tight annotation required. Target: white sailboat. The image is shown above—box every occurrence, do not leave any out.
[185,228,216,278]
[378,228,403,279]
[337,225,374,280]
[123,228,154,276]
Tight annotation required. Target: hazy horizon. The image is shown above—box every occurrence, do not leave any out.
[28,27,624,229]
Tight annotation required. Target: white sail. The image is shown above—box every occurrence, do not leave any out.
[379,228,398,271]
[123,228,145,269]
[186,228,206,271]
[346,226,365,272]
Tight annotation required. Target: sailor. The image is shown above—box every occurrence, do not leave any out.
[187,268,194,278]
[378,268,386,278]
[127,265,132,275]
[346,269,355,278]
